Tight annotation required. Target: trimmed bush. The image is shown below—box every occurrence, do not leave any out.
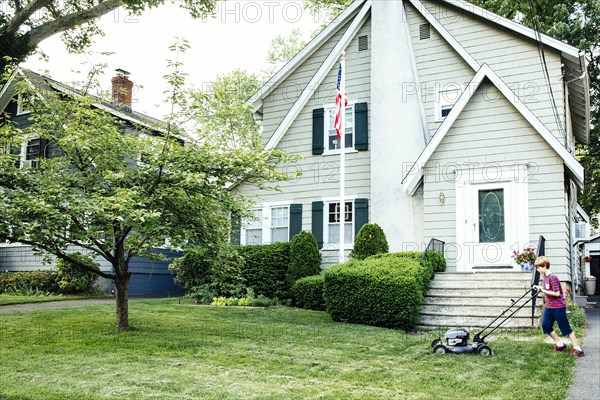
[170,246,245,297]
[349,223,389,260]
[290,275,325,311]
[324,255,426,330]
[0,270,59,294]
[286,231,321,289]
[169,247,213,290]
[55,253,100,294]
[422,251,446,273]
[237,242,291,299]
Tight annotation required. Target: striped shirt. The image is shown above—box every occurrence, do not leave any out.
[543,272,566,309]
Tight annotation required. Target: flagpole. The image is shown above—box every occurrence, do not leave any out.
[339,52,346,264]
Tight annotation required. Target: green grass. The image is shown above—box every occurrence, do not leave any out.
[0,294,106,306]
[0,299,577,400]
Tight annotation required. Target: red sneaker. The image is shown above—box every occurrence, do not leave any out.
[570,349,585,357]
[554,344,568,352]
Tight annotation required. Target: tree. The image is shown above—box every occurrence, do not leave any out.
[190,69,263,150]
[468,0,600,227]
[0,43,295,330]
[0,0,217,71]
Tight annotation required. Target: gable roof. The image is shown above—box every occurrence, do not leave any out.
[402,63,585,195]
[249,0,589,149]
[412,0,589,145]
[0,67,165,131]
[248,0,368,115]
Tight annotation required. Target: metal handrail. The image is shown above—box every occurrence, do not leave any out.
[420,238,445,261]
[530,235,545,325]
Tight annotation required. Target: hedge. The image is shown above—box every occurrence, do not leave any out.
[290,275,325,311]
[323,252,444,330]
[237,242,291,299]
[0,270,60,294]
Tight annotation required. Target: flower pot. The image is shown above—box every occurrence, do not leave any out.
[520,262,534,272]
[585,276,597,296]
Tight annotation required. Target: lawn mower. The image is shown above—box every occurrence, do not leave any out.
[431,286,540,356]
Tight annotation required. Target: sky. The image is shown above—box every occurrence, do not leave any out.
[23,1,326,117]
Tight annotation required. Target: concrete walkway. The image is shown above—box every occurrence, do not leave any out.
[0,298,115,314]
[568,304,600,400]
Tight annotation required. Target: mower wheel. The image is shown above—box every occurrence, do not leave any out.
[431,338,442,348]
[477,345,492,356]
[433,344,447,354]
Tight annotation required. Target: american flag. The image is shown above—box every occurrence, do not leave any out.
[334,62,347,139]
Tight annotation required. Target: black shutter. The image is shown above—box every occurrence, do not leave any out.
[354,198,368,235]
[289,204,302,241]
[312,108,325,155]
[354,102,368,151]
[311,201,324,249]
[230,213,241,245]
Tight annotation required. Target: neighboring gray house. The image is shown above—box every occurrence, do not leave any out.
[0,68,183,297]
[235,0,590,286]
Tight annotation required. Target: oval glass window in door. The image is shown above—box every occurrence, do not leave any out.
[478,189,505,243]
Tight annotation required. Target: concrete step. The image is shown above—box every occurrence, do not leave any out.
[420,303,542,318]
[417,313,539,329]
[428,279,534,289]
[425,287,535,297]
[424,294,541,307]
[433,272,534,281]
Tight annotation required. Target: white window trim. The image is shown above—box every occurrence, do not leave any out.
[16,93,33,115]
[240,202,293,245]
[323,195,358,250]
[323,101,357,156]
[434,85,465,122]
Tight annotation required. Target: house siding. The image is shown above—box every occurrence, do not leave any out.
[423,81,570,276]
[238,18,372,269]
[407,0,565,144]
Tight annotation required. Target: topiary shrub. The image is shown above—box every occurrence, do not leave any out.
[286,231,322,289]
[237,242,291,299]
[349,223,389,260]
[290,275,325,311]
[323,254,431,330]
[55,253,100,294]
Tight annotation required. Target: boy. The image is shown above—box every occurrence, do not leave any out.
[533,256,585,357]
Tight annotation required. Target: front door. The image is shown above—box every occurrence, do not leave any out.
[456,165,529,271]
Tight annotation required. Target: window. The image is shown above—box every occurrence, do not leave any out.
[241,204,290,245]
[435,86,463,121]
[325,201,354,247]
[16,93,34,115]
[358,35,369,51]
[419,23,431,40]
[478,189,505,243]
[326,104,354,152]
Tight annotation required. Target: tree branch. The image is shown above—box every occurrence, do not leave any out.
[1,236,116,280]
[5,0,55,35]
[25,0,121,49]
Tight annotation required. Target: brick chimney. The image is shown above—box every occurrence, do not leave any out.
[111,69,133,110]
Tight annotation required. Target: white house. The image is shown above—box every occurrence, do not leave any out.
[234,0,590,286]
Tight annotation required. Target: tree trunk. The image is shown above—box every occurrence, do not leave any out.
[114,273,130,331]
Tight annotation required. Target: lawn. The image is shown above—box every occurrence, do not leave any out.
[0,299,576,400]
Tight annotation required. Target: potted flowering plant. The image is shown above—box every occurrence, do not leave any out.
[512,247,536,271]
[583,255,592,263]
